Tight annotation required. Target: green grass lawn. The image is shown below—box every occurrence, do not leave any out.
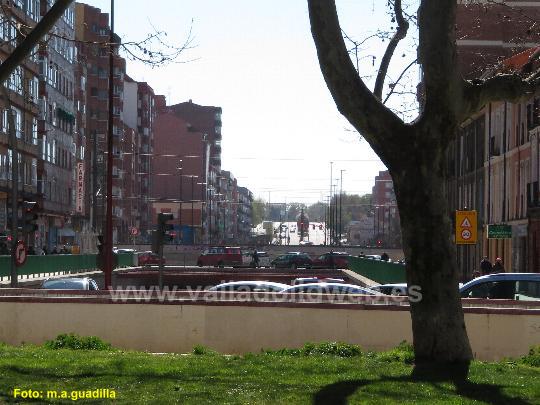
[0,339,538,404]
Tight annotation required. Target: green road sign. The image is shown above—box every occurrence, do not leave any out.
[487,224,512,239]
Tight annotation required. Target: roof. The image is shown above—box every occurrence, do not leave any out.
[500,46,540,72]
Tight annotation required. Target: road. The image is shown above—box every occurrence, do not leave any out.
[272,221,326,246]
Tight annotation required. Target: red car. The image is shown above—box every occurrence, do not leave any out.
[138,251,165,267]
[310,252,350,269]
[197,247,242,267]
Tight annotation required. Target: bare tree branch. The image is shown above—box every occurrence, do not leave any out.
[0,0,73,84]
[374,0,409,99]
[383,58,417,104]
[307,0,409,169]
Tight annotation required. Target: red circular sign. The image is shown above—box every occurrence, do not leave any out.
[130,227,139,236]
[14,241,27,267]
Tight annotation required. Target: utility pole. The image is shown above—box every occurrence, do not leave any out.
[328,161,333,245]
[339,169,345,246]
[104,0,115,289]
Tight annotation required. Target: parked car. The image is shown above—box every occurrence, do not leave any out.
[271,253,313,269]
[113,248,136,254]
[310,252,351,269]
[281,282,381,295]
[138,251,165,267]
[207,281,289,292]
[299,240,314,246]
[460,273,540,300]
[197,246,243,267]
[41,277,99,290]
[292,277,345,285]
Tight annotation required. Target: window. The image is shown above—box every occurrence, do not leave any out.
[28,76,39,102]
[516,281,540,300]
[27,0,40,21]
[6,66,23,95]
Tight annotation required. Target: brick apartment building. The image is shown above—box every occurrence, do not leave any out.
[371,170,400,248]
[0,0,42,246]
[448,48,540,275]
[152,99,254,245]
[0,1,78,252]
[456,0,540,78]
[446,2,540,274]
[152,99,207,244]
[122,78,156,243]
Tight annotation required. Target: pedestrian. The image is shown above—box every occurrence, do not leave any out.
[492,257,505,273]
[252,249,259,268]
[42,246,48,255]
[471,270,481,280]
[480,256,492,275]
[329,250,335,268]
[51,246,58,254]
[381,252,390,261]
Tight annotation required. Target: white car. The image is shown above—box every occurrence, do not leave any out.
[207,281,289,292]
[281,282,381,295]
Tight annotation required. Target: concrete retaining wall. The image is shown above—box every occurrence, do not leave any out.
[0,297,538,361]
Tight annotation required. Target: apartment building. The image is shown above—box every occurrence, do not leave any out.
[75,3,129,244]
[371,170,400,248]
[0,0,41,245]
[237,186,253,244]
[152,101,206,244]
[456,0,540,77]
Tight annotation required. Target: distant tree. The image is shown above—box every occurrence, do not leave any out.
[251,198,266,226]
[307,201,326,221]
[308,0,536,375]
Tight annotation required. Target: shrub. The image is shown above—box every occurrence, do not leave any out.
[44,333,112,351]
[520,346,540,367]
[264,342,362,358]
[192,345,217,355]
[376,341,414,364]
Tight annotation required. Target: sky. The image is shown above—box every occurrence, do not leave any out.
[87,0,418,204]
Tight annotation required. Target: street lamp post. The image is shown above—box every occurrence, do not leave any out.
[104,0,115,289]
[339,169,345,246]
[177,161,183,244]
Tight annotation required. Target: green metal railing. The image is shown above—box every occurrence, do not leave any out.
[348,256,406,284]
[0,253,135,279]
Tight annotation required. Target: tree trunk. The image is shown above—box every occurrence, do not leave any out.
[391,133,473,378]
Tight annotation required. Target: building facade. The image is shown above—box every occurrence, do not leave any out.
[456,0,540,78]
[371,170,400,248]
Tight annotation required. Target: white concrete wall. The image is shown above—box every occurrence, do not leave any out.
[0,301,538,361]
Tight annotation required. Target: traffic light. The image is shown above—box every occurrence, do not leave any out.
[152,213,174,253]
[23,201,38,233]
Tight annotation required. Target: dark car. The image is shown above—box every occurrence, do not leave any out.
[138,251,165,267]
[310,252,351,269]
[197,246,243,267]
[271,253,313,269]
[41,277,99,290]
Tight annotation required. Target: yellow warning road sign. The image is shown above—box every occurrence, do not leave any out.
[455,210,477,244]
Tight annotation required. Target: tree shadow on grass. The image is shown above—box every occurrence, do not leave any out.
[313,375,532,405]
